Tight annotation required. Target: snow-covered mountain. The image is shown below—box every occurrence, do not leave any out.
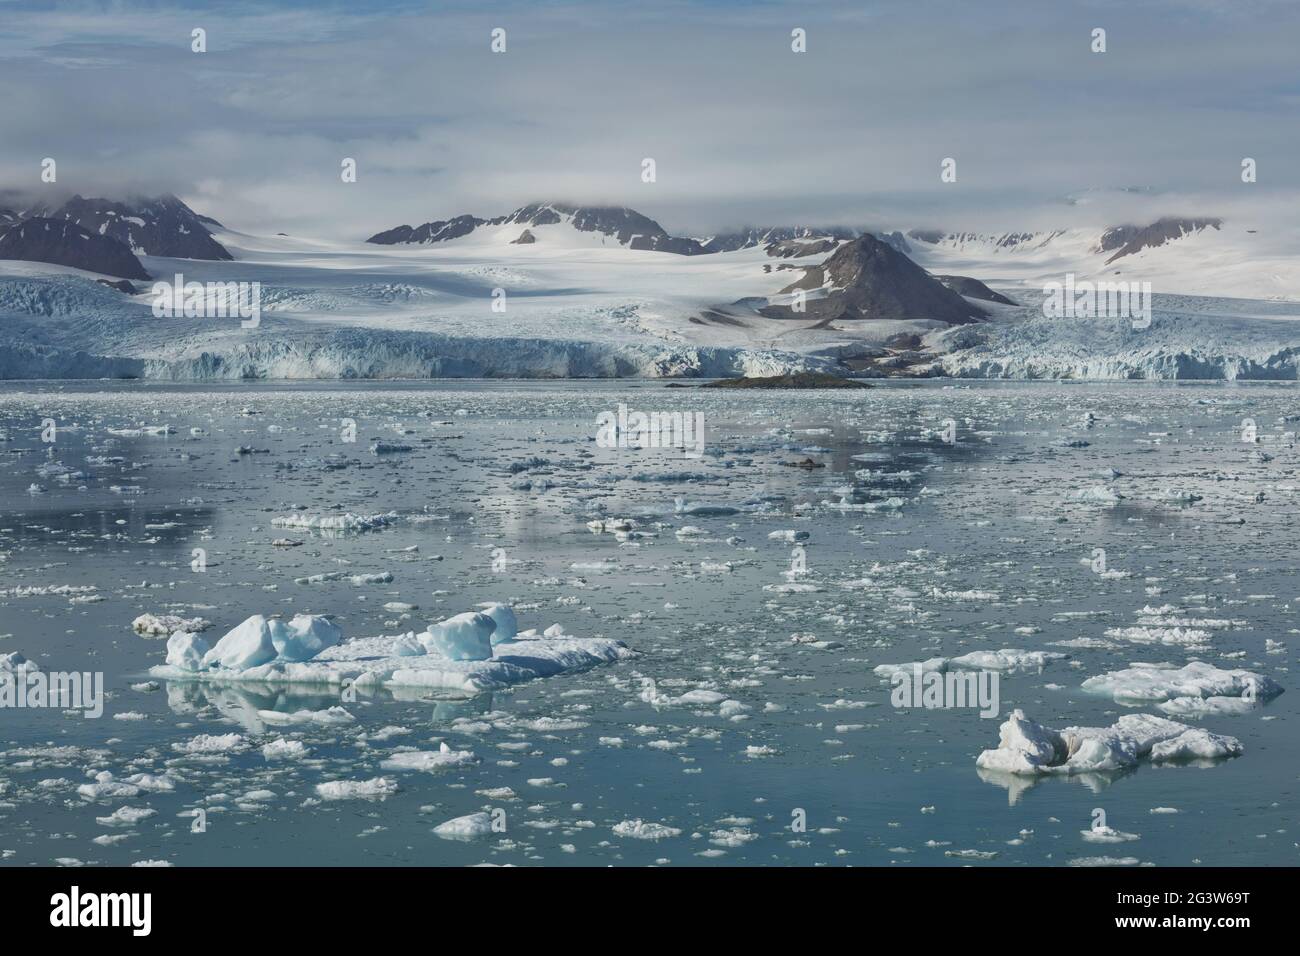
[369,203,927,263]
[18,194,232,260]
[1,194,1299,381]
[369,202,707,255]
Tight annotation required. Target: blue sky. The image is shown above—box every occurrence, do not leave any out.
[1,0,1296,237]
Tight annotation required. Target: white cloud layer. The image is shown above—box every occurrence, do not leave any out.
[1,0,1296,238]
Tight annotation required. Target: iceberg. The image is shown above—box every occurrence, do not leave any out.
[873,648,1065,680]
[271,615,342,662]
[165,631,210,672]
[976,708,1243,776]
[149,605,633,695]
[1080,661,1283,705]
[420,612,496,661]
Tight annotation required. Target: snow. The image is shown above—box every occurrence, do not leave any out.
[6,209,1295,381]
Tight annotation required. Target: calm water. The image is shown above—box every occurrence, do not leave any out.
[0,379,1295,866]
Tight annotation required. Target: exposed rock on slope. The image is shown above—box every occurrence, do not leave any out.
[1099,217,1222,263]
[0,218,151,280]
[505,202,706,255]
[762,234,986,324]
[934,275,1019,306]
[368,214,487,245]
[369,202,707,254]
[29,194,232,260]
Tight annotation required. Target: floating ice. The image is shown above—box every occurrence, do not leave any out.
[271,615,342,662]
[196,614,340,669]
[873,649,1066,680]
[433,812,493,839]
[420,612,496,661]
[165,632,210,672]
[478,603,518,644]
[612,819,682,840]
[270,512,398,534]
[1103,626,1212,647]
[1080,661,1283,705]
[150,605,632,694]
[1073,486,1123,506]
[316,777,398,800]
[381,743,477,772]
[257,706,354,726]
[1082,826,1140,844]
[262,738,307,759]
[173,733,247,755]
[132,613,211,638]
[201,616,280,670]
[976,708,1242,776]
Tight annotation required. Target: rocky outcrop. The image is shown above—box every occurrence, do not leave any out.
[0,218,151,280]
[30,194,232,260]
[762,234,986,324]
[934,275,1018,306]
[1100,217,1222,263]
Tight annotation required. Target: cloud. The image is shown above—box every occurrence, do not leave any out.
[1,0,1297,238]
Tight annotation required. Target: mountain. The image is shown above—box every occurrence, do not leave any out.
[1,199,1297,382]
[908,229,1065,251]
[0,217,151,280]
[367,205,923,262]
[369,201,708,254]
[1097,216,1222,263]
[698,226,859,254]
[934,275,1018,306]
[762,234,986,324]
[504,202,707,254]
[26,194,232,261]
[367,214,487,245]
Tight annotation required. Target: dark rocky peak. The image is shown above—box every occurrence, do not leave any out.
[36,193,232,260]
[0,217,151,280]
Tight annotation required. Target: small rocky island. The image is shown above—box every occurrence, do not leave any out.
[700,371,873,389]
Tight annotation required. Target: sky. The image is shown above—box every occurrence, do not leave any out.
[1,0,1297,239]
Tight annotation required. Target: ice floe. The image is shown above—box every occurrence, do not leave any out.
[873,648,1066,680]
[976,708,1243,776]
[149,604,632,694]
[1080,661,1283,709]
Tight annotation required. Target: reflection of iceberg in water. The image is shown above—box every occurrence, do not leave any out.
[164,680,494,733]
[976,765,1127,806]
